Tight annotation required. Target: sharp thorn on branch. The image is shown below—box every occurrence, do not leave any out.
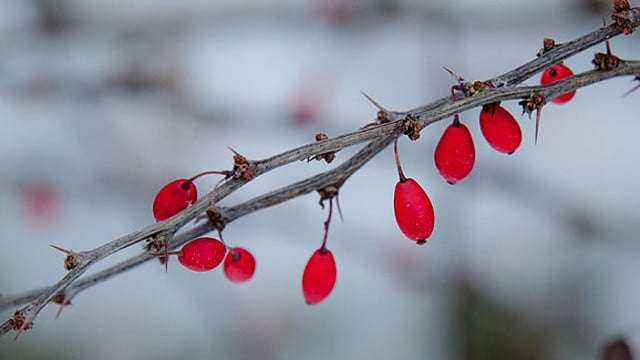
[360,91,387,112]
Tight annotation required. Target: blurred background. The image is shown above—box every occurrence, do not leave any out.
[1,0,639,359]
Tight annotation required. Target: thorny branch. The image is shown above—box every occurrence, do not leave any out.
[1,5,640,339]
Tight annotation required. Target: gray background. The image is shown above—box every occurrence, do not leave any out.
[1,0,639,359]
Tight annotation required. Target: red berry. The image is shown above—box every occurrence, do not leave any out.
[152,179,197,221]
[223,247,256,283]
[479,103,522,154]
[176,237,226,272]
[22,182,59,227]
[434,118,475,184]
[302,248,337,305]
[393,178,435,243]
[540,64,576,104]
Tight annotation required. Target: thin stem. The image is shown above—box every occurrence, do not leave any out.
[216,229,224,242]
[393,136,406,182]
[187,170,231,183]
[452,114,461,126]
[320,197,334,252]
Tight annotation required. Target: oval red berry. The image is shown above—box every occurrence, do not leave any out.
[152,179,197,221]
[540,64,576,104]
[434,121,475,184]
[393,178,435,243]
[479,103,522,154]
[223,247,256,283]
[178,237,226,272]
[302,248,337,305]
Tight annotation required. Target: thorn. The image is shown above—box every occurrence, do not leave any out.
[442,66,465,82]
[54,299,70,319]
[623,82,640,96]
[49,244,72,254]
[360,91,386,112]
[55,305,64,319]
[335,195,344,224]
[13,317,31,342]
[50,244,79,270]
[164,244,169,273]
[52,291,70,319]
[534,108,542,145]
[227,146,241,156]
[14,328,23,342]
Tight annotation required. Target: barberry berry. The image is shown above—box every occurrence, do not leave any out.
[540,64,576,104]
[152,179,197,221]
[434,116,475,184]
[392,137,435,244]
[223,247,256,283]
[171,237,226,272]
[479,103,522,154]
[302,248,337,305]
[152,170,229,221]
[394,178,435,243]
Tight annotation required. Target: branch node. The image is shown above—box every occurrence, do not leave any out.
[52,291,71,319]
[229,147,257,180]
[318,185,339,209]
[537,37,557,56]
[318,185,343,223]
[519,93,546,118]
[206,207,227,232]
[444,67,493,98]
[9,310,32,332]
[519,94,546,144]
[360,91,390,127]
[144,233,170,267]
[401,113,421,141]
[611,0,634,34]
[307,133,337,164]
[49,245,80,271]
[592,40,622,70]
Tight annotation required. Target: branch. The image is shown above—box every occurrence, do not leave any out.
[2,6,639,339]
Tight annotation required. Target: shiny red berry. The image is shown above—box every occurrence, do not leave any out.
[223,247,256,283]
[302,248,337,305]
[540,64,576,104]
[434,117,475,184]
[152,170,230,222]
[152,179,197,221]
[176,237,226,272]
[479,103,522,154]
[393,178,435,243]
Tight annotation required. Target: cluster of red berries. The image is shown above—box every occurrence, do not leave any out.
[150,63,576,300]
[152,171,338,302]
[152,172,255,283]
[393,63,575,243]
[165,237,255,282]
